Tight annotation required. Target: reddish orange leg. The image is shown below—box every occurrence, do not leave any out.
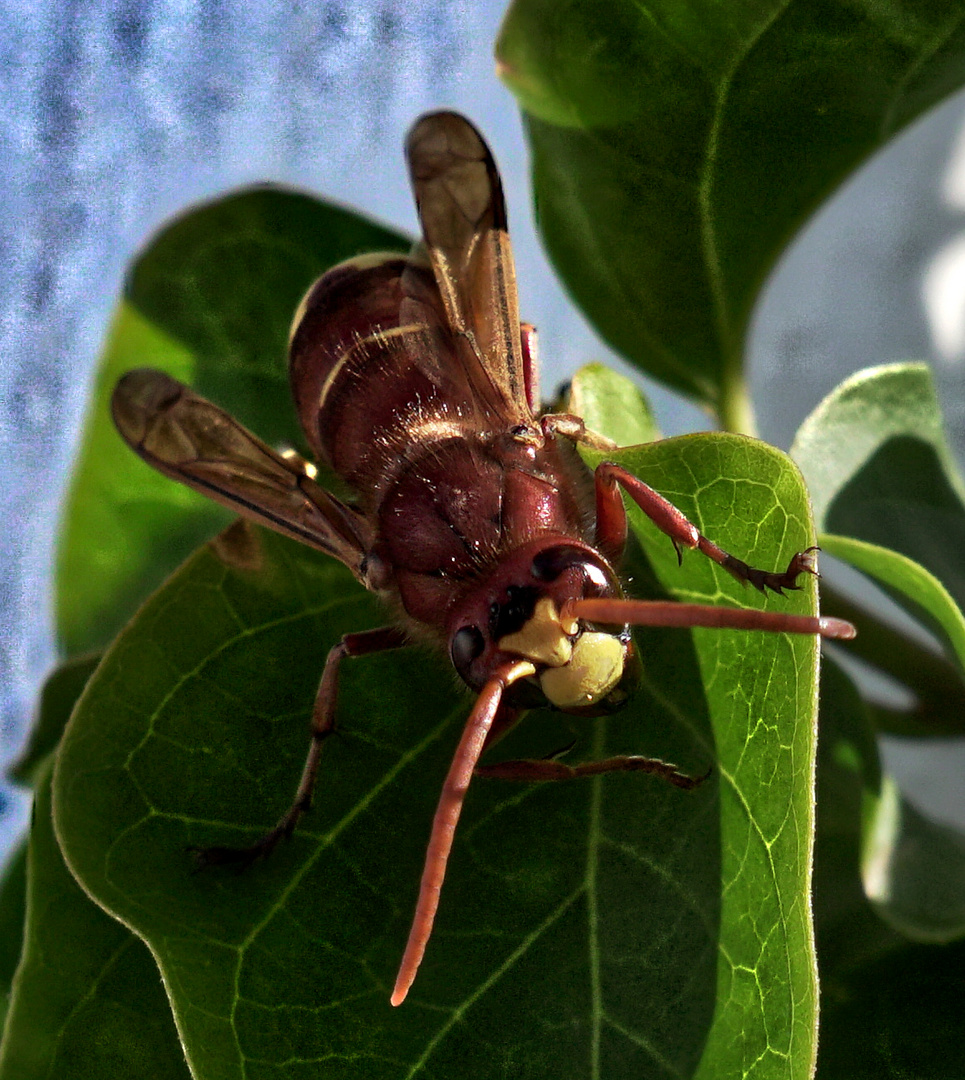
[476,753,709,788]
[391,658,537,1007]
[593,462,820,593]
[194,625,408,869]
[540,412,618,452]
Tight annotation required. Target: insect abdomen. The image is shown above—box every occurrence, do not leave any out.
[289,254,479,501]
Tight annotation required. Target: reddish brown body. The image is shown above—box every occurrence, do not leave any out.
[290,256,593,635]
[112,111,855,1007]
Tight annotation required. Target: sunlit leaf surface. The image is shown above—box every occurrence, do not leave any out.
[54,434,821,1079]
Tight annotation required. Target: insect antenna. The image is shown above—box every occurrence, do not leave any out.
[564,598,857,640]
[391,658,537,1007]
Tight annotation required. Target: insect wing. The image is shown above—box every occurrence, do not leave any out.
[112,369,370,578]
[406,111,531,424]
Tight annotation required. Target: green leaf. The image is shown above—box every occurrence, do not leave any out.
[497,3,965,419]
[610,436,823,1080]
[791,363,965,531]
[566,362,661,446]
[817,658,965,948]
[0,842,27,1031]
[0,760,190,1080]
[814,659,965,1078]
[9,653,102,787]
[56,188,410,657]
[813,659,887,977]
[863,774,965,943]
[54,434,821,1079]
[792,363,965,725]
[0,652,103,1035]
[819,534,965,683]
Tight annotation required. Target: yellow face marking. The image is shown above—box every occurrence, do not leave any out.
[498,596,573,668]
[539,632,625,710]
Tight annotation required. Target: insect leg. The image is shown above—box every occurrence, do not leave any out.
[594,462,819,593]
[476,754,709,789]
[194,625,408,869]
[541,412,618,452]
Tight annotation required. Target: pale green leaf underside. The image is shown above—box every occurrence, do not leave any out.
[566,362,661,447]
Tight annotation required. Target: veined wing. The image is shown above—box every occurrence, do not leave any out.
[406,111,531,425]
[112,369,371,579]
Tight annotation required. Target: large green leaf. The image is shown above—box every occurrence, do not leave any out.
[497,1,965,421]
[56,189,409,657]
[0,760,190,1080]
[53,433,821,1079]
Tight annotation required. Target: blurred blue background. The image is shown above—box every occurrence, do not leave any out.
[2,0,965,856]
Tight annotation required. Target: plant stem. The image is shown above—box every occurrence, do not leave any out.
[717,356,758,436]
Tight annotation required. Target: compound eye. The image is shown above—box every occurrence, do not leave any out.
[450,625,486,679]
[581,560,610,597]
[531,546,613,597]
[531,545,582,582]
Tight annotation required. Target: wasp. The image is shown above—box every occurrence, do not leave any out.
[111,111,855,1006]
